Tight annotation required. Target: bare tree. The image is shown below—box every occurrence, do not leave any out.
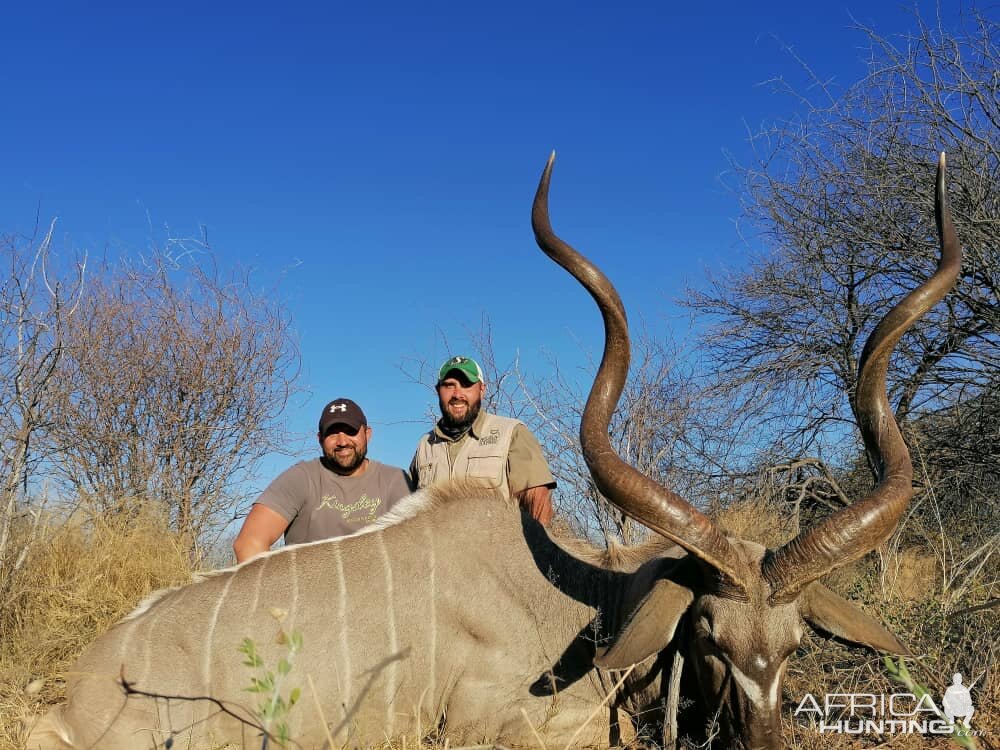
[905,375,1000,601]
[0,220,85,595]
[520,332,719,545]
[687,7,999,469]
[49,253,301,554]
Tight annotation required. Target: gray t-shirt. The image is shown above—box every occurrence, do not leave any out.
[256,458,411,543]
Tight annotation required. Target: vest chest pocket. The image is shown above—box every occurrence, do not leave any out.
[417,462,442,489]
[465,454,505,488]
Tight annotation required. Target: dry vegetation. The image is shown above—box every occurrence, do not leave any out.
[1,510,193,750]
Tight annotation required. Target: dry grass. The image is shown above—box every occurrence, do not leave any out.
[0,509,193,749]
[713,495,798,551]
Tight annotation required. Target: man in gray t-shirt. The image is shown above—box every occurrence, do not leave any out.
[232,397,411,563]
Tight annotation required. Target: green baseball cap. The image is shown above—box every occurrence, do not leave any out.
[437,355,484,385]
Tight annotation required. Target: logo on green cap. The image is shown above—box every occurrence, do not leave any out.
[438,356,484,385]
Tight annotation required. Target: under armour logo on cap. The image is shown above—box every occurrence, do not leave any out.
[318,398,367,434]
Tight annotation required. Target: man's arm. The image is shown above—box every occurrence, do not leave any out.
[507,425,557,526]
[232,504,290,563]
[516,485,554,526]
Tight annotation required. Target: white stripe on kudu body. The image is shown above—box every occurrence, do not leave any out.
[205,571,236,692]
[250,554,266,613]
[287,547,300,628]
[378,531,399,736]
[333,540,352,711]
[425,522,438,710]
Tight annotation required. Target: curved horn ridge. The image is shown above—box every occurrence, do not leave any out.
[532,153,749,595]
[766,153,963,604]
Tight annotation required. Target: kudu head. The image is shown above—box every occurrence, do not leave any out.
[531,153,962,750]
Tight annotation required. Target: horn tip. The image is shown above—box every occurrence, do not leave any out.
[538,151,557,188]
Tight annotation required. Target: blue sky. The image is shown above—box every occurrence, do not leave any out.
[1,1,963,487]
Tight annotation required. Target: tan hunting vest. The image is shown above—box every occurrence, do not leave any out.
[413,412,520,497]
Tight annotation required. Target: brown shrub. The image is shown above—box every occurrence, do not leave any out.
[0,509,193,749]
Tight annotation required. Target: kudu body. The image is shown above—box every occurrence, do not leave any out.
[28,154,960,750]
[28,486,685,749]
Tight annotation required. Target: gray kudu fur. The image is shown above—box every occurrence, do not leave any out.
[27,153,961,750]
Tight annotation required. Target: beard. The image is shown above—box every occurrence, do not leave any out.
[440,397,481,433]
[323,442,368,474]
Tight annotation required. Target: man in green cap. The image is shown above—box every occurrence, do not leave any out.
[410,355,555,525]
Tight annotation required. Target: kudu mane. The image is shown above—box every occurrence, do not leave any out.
[367,479,513,530]
[557,532,680,573]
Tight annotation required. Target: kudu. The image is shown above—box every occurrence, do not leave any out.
[27,154,960,750]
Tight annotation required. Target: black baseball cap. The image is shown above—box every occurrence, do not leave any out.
[318,398,367,435]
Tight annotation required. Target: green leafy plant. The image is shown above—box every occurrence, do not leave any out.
[239,608,304,748]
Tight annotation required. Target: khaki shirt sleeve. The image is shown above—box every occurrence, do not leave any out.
[506,424,556,493]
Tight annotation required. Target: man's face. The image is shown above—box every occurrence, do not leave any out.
[437,377,485,429]
[318,424,371,474]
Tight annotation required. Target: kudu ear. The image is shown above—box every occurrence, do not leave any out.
[595,578,694,670]
[800,583,910,655]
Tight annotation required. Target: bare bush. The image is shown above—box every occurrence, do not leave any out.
[48,253,301,553]
[0,222,85,601]
[520,332,719,546]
